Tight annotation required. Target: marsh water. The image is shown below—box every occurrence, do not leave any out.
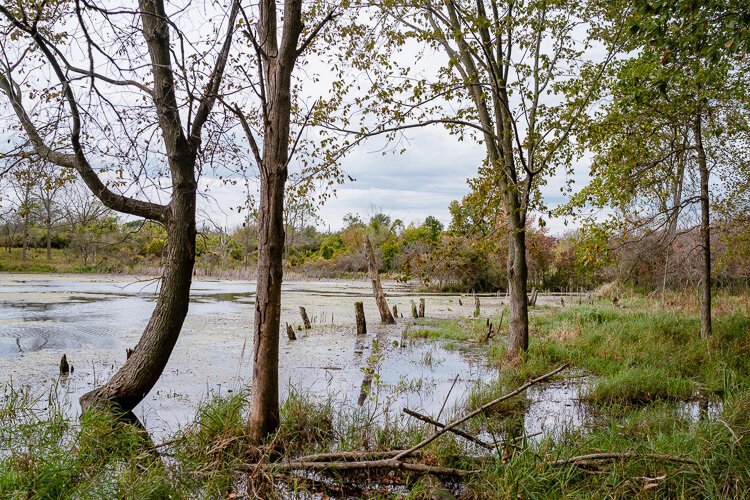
[0,274,592,441]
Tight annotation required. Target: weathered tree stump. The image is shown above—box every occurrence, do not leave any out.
[365,235,396,324]
[60,354,70,375]
[299,306,312,329]
[411,300,418,318]
[473,296,480,318]
[355,301,367,335]
[393,304,398,318]
[418,298,425,318]
[286,323,296,340]
[527,288,539,307]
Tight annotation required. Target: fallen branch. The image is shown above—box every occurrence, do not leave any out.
[403,408,492,450]
[393,364,568,461]
[240,458,475,476]
[291,449,419,462]
[550,452,697,466]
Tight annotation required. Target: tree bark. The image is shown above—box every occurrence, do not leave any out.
[693,114,712,339]
[247,0,304,444]
[507,223,529,358]
[364,235,395,324]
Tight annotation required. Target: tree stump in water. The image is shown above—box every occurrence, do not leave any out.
[474,296,480,318]
[355,302,367,335]
[364,235,395,324]
[60,354,70,375]
[299,306,312,329]
[392,304,398,318]
[411,300,418,318]
[418,298,425,318]
[286,323,296,341]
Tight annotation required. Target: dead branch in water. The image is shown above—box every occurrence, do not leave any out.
[393,364,569,461]
[403,408,492,450]
[550,452,697,466]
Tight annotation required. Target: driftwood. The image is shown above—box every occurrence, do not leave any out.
[551,452,697,467]
[365,235,395,324]
[418,298,425,318]
[403,408,492,450]
[286,323,296,341]
[299,307,312,329]
[354,301,366,335]
[392,365,568,461]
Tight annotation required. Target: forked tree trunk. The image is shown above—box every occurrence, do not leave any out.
[694,114,711,339]
[247,0,304,444]
[81,188,196,410]
[364,235,395,324]
[506,222,529,359]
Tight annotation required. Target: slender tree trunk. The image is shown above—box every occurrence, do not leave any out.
[365,235,395,324]
[247,0,303,444]
[80,187,196,410]
[21,214,28,262]
[46,216,52,260]
[694,114,711,338]
[248,170,286,443]
[506,219,529,359]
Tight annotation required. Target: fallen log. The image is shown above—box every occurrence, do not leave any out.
[550,452,696,466]
[241,459,475,477]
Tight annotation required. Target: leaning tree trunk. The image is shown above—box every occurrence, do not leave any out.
[506,219,529,359]
[694,114,711,339]
[80,187,196,411]
[365,235,395,324]
[247,0,303,444]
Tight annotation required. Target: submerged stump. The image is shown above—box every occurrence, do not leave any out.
[299,306,312,329]
[418,298,425,318]
[355,301,367,335]
[60,354,70,375]
[474,296,480,318]
[286,323,296,341]
[411,300,418,318]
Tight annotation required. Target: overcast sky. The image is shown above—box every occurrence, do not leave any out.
[199,124,590,235]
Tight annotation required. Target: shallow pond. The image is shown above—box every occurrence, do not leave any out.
[0,274,714,444]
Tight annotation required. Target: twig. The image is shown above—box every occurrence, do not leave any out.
[240,459,475,476]
[550,452,697,466]
[437,373,460,422]
[403,408,492,450]
[393,364,568,461]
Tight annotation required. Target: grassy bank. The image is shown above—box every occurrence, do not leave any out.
[2,291,750,498]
